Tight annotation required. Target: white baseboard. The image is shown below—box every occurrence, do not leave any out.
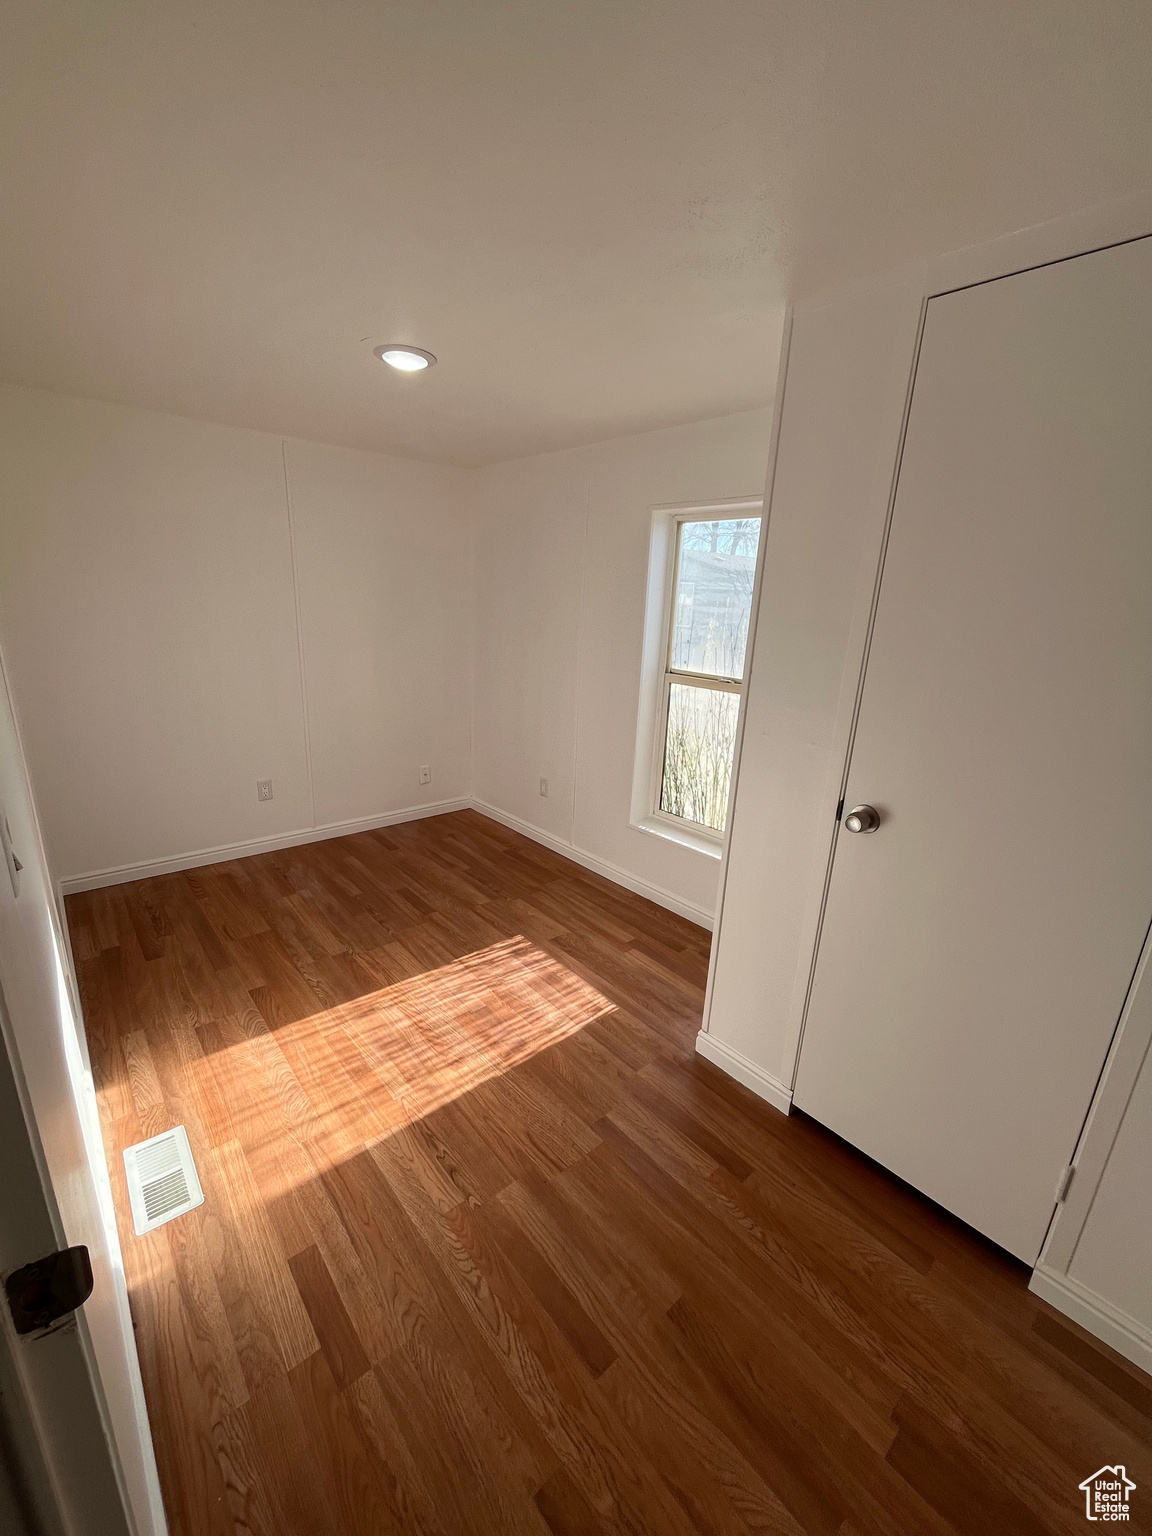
[58,798,471,894]
[58,795,718,935]
[470,799,714,930]
[1029,1264,1152,1377]
[694,1031,793,1115]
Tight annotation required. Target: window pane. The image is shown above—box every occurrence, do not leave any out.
[671,517,761,679]
[659,683,740,832]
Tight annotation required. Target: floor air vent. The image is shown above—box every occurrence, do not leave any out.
[123,1126,204,1236]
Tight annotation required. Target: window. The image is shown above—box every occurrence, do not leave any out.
[631,502,763,854]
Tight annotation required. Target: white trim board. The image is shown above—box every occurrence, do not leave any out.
[58,797,470,893]
[1029,1265,1152,1379]
[699,318,792,1043]
[694,1031,793,1115]
[471,799,714,930]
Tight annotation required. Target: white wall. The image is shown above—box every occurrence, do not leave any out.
[0,385,472,886]
[0,383,770,926]
[471,407,774,928]
[284,438,471,827]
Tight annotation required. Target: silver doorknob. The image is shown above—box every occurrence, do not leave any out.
[844,804,880,833]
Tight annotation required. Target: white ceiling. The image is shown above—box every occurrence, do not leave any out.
[2,1,1151,466]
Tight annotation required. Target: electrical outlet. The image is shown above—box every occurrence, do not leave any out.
[418,764,431,786]
[257,780,273,802]
[539,777,548,797]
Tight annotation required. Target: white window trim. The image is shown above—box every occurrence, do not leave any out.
[630,498,764,858]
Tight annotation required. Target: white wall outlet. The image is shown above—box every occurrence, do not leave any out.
[539,777,549,797]
[257,779,273,802]
[419,764,431,786]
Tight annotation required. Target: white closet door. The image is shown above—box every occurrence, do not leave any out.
[793,236,1152,1263]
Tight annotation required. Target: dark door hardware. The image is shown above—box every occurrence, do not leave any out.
[5,1245,93,1335]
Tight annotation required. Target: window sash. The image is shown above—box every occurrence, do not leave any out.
[651,512,760,837]
[629,497,762,858]
[664,515,754,688]
[652,674,740,836]
[664,669,741,693]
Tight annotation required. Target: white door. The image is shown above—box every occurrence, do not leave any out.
[0,649,163,1534]
[793,236,1152,1264]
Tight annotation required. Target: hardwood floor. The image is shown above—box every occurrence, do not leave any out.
[66,810,1152,1536]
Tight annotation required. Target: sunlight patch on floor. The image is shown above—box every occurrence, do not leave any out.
[181,935,613,1211]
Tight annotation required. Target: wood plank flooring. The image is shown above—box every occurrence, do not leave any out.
[66,810,1152,1536]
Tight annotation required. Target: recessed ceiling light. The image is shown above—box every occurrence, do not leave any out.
[374,344,436,372]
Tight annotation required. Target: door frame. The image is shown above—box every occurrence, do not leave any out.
[0,644,166,1536]
[0,967,135,1536]
[773,190,1152,1097]
[1028,912,1152,1374]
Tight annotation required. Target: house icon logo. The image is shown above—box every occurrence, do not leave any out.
[1079,1465,1136,1521]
